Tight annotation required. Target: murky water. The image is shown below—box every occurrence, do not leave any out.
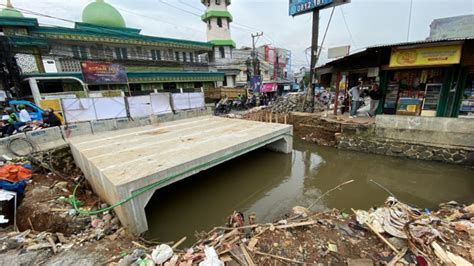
[145,140,474,243]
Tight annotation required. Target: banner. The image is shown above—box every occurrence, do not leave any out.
[80,61,128,85]
[250,75,262,93]
[389,45,462,68]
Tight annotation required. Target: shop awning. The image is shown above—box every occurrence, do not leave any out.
[261,83,277,93]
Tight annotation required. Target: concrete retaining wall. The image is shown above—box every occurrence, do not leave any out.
[375,115,474,148]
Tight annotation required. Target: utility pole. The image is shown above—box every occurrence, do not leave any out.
[251,32,263,76]
[307,9,320,110]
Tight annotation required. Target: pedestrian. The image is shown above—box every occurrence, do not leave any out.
[348,81,362,118]
[368,84,383,117]
[18,105,32,124]
[4,107,19,136]
[42,108,62,127]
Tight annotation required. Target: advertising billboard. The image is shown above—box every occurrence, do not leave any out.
[289,0,349,16]
[389,45,462,68]
[80,61,128,85]
[250,75,262,93]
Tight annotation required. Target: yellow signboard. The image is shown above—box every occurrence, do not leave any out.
[389,45,462,68]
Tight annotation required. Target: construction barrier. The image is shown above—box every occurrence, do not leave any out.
[62,122,93,139]
[91,120,117,134]
[151,93,173,115]
[26,127,67,151]
[128,96,153,118]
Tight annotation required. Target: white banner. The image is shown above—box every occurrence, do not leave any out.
[128,96,152,118]
[188,92,205,109]
[171,93,190,111]
[93,97,127,120]
[151,93,172,114]
[61,98,96,123]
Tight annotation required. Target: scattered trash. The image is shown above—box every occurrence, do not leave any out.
[199,246,224,266]
[151,244,173,264]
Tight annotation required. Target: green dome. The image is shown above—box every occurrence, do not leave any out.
[82,0,126,28]
[0,0,24,18]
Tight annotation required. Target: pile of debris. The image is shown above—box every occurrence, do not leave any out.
[119,198,473,265]
[269,94,326,113]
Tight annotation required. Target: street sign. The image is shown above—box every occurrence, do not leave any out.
[289,0,350,16]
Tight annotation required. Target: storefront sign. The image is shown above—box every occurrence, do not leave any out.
[389,45,462,68]
[261,83,277,93]
[81,61,128,85]
[328,45,350,59]
[289,0,349,16]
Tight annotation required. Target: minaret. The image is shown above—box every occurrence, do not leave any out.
[201,0,236,86]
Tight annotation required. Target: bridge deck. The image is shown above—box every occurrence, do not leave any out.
[69,116,293,234]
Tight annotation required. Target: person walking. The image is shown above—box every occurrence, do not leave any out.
[348,81,362,118]
[368,84,383,117]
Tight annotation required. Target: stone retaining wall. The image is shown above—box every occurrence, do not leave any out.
[337,123,474,166]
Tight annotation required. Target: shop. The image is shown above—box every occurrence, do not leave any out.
[316,38,473,118]
[381,44,463,117]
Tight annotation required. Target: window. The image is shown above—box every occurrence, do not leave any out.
[175,51,180,61]
[151,50,161,61]
[208,20,211,30]
[72,45,88,60]
[216,0,221,5]
[219,47,225,59]
[182,52,187,62]
[115,47,128,60]
[217,17,223,28]
[190,52,194,63]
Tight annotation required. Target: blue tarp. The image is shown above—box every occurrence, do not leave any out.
[0,180,28,195]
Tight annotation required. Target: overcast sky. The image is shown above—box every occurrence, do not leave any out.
[7,0,474,70]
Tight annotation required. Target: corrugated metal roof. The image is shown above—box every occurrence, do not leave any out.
[317,37,474,69]
[366,36,474,49]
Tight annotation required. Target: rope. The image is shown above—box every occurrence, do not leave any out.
[71,133,293,215]
[7,137,38,157]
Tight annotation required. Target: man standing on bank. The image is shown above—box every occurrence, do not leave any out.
[348,80,362,118]
[368,84,383,118]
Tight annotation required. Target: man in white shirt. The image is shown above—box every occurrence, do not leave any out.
[18,105,32,123]
[348,81,362,118]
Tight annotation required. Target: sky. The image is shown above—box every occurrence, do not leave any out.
[6,0,474,70]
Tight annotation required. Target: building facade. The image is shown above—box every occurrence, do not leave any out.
[0,0,225,102]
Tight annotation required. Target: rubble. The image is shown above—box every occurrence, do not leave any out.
[269,93,327,113]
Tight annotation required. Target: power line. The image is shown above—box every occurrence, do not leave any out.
[407,0,413,42]
[340,7,357,49]
[115,6,205,34]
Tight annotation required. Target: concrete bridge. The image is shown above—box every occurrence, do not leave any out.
[69,116,293,234]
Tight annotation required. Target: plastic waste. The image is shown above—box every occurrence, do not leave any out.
[151,244,173,264]
[199,246,224,266]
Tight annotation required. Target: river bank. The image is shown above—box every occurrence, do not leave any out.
[0,148,472,265]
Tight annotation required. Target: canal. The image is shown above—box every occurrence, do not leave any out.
[145,140,474,243]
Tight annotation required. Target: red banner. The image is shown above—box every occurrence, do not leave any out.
[81,61,128,85]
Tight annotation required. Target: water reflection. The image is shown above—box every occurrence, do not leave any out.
[145,141,474,243]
